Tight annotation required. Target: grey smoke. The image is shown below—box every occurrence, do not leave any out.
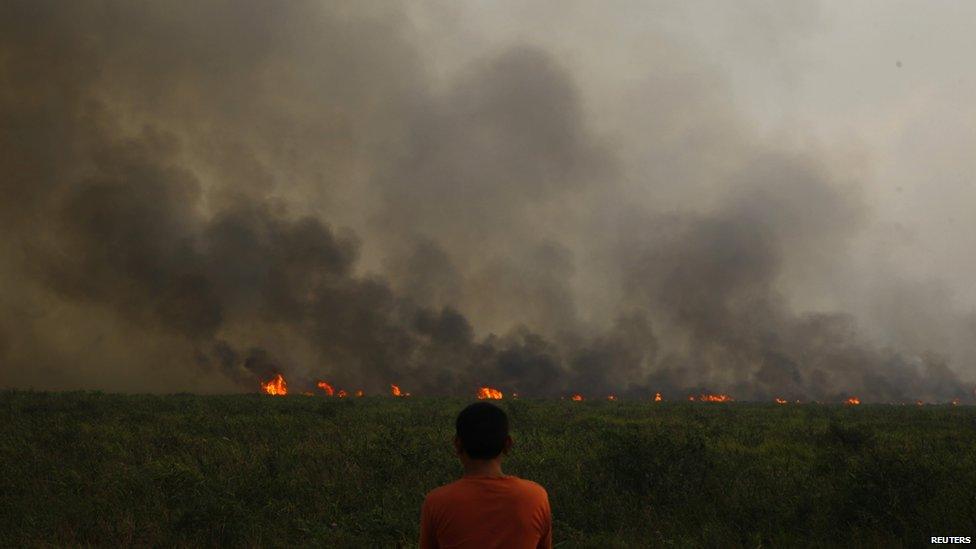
[0,0,972,401]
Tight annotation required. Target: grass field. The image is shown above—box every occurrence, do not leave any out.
[1,391,974,547]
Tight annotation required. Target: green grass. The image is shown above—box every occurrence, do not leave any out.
[1,391,974,547]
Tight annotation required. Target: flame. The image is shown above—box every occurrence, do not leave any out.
[316,380,335,396]
[265,378,959,405]
[477,386,503,400]
[691,393,734,402]
[260,374,288,396]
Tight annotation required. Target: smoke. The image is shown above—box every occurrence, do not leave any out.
[0,0,972,401]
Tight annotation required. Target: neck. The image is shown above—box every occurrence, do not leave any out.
[462,457,505,478]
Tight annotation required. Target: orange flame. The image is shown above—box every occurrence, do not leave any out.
[570,393,584,401]
[316,380,335,396]
[845,397,860,405]
[355,390,364,397]
[774,398,787,405]
[607,394,617,401]
[691,393,734,402]
[916,400,924,406]
[391,384,403,397]
[654,392,663,402]
[260,374,288,396]
[337,389,348,398]
[477,386,503,400]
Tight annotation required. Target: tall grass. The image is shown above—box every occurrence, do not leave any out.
[1,391,973,547]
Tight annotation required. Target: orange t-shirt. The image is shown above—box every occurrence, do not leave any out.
[420,475,552,549]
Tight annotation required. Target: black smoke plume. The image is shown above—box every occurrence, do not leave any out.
[0,1,971,401]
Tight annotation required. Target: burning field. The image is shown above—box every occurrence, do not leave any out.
[2,1,976,545]
[2,390,975,546]
[257,371,972,407]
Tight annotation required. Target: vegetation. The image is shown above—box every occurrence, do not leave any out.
[1,391,974,547]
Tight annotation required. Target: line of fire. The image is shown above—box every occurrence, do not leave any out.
[258,373,967,405]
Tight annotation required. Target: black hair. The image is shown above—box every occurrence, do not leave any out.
[455,402,509,459]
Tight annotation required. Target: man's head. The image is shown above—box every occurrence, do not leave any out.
[454,402,512,460]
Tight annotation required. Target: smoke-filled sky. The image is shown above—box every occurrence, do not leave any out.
[1,1,974,401]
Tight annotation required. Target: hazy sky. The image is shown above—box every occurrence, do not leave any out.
[413,1,976,300]
[405,0,976,348]
[705,2,976,294]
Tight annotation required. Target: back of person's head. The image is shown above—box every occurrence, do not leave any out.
[455,402,509,459]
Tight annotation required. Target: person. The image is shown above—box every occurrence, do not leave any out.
[419,402,552,549]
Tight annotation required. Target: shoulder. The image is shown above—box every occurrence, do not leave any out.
[423,479,465,507]
[511,477,549,502]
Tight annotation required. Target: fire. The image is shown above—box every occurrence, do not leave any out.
[512,392,519,399]
[570,393,584,401]
[951,398,960,406]
[477,386,503,400]
[337,389,348,398]
[844,397,860,405]
[607,394,616,401]
[654,392,663,402]
[916,400,924,406]
[690,394,734,403]
[260,374,288,396]
[316,380,335,396]
[355,390,364,397]
[391,384,404,397]
[774,398,787,405]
